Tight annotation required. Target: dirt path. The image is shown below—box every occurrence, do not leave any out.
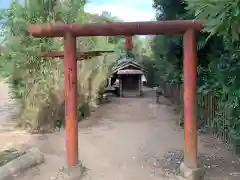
[1,93,240,180]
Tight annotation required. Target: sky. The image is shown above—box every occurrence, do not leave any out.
[0,0,156,22]
[0,0,11,9]
[85,0,156,22]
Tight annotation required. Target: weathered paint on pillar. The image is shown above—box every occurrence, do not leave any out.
[125,36,133,51]
[64,32,78,166]
[183,29,197,168]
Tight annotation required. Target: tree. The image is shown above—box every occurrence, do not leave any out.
[186,0,240,42]
[146,0,240,148]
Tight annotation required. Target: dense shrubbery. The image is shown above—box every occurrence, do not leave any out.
[0,0,121,132]
[140,0,240,148]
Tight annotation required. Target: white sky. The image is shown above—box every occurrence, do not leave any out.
[84,0,156,22]
[0,0,156,22]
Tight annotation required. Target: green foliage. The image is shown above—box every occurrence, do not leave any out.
[186,0,240,41]
[151,0,187,86]
[0,0,119,131]
[139,0,240,149]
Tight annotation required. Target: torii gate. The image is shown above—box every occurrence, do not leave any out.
[29,20,204,179]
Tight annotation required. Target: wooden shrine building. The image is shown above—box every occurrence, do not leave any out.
[110,54,147,97]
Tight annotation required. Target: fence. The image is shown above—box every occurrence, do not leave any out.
[161,83,240,154]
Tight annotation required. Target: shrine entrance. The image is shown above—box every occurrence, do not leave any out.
[29,20,203,179]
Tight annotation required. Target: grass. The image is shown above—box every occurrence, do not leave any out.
[16,54,114,132]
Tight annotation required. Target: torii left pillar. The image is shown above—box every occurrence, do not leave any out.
[64,32,78,166]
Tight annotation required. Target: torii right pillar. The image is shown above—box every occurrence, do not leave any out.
[180,29,202,180]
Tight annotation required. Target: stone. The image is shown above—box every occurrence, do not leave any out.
[180,162,204,180]
[0,147,44,180]
[56,162,87,180]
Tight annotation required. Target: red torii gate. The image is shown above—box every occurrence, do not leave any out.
[29,20,203,178]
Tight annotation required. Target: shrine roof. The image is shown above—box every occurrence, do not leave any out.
[111,55,147,75]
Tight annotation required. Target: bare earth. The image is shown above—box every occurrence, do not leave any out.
[0,92,240,180]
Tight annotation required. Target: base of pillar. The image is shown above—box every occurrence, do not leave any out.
[58,162,86,180]
[180,162,203,180]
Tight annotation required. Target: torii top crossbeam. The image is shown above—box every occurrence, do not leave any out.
[29,20,204,37]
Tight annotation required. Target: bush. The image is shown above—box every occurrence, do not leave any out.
[0,1,119,132]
